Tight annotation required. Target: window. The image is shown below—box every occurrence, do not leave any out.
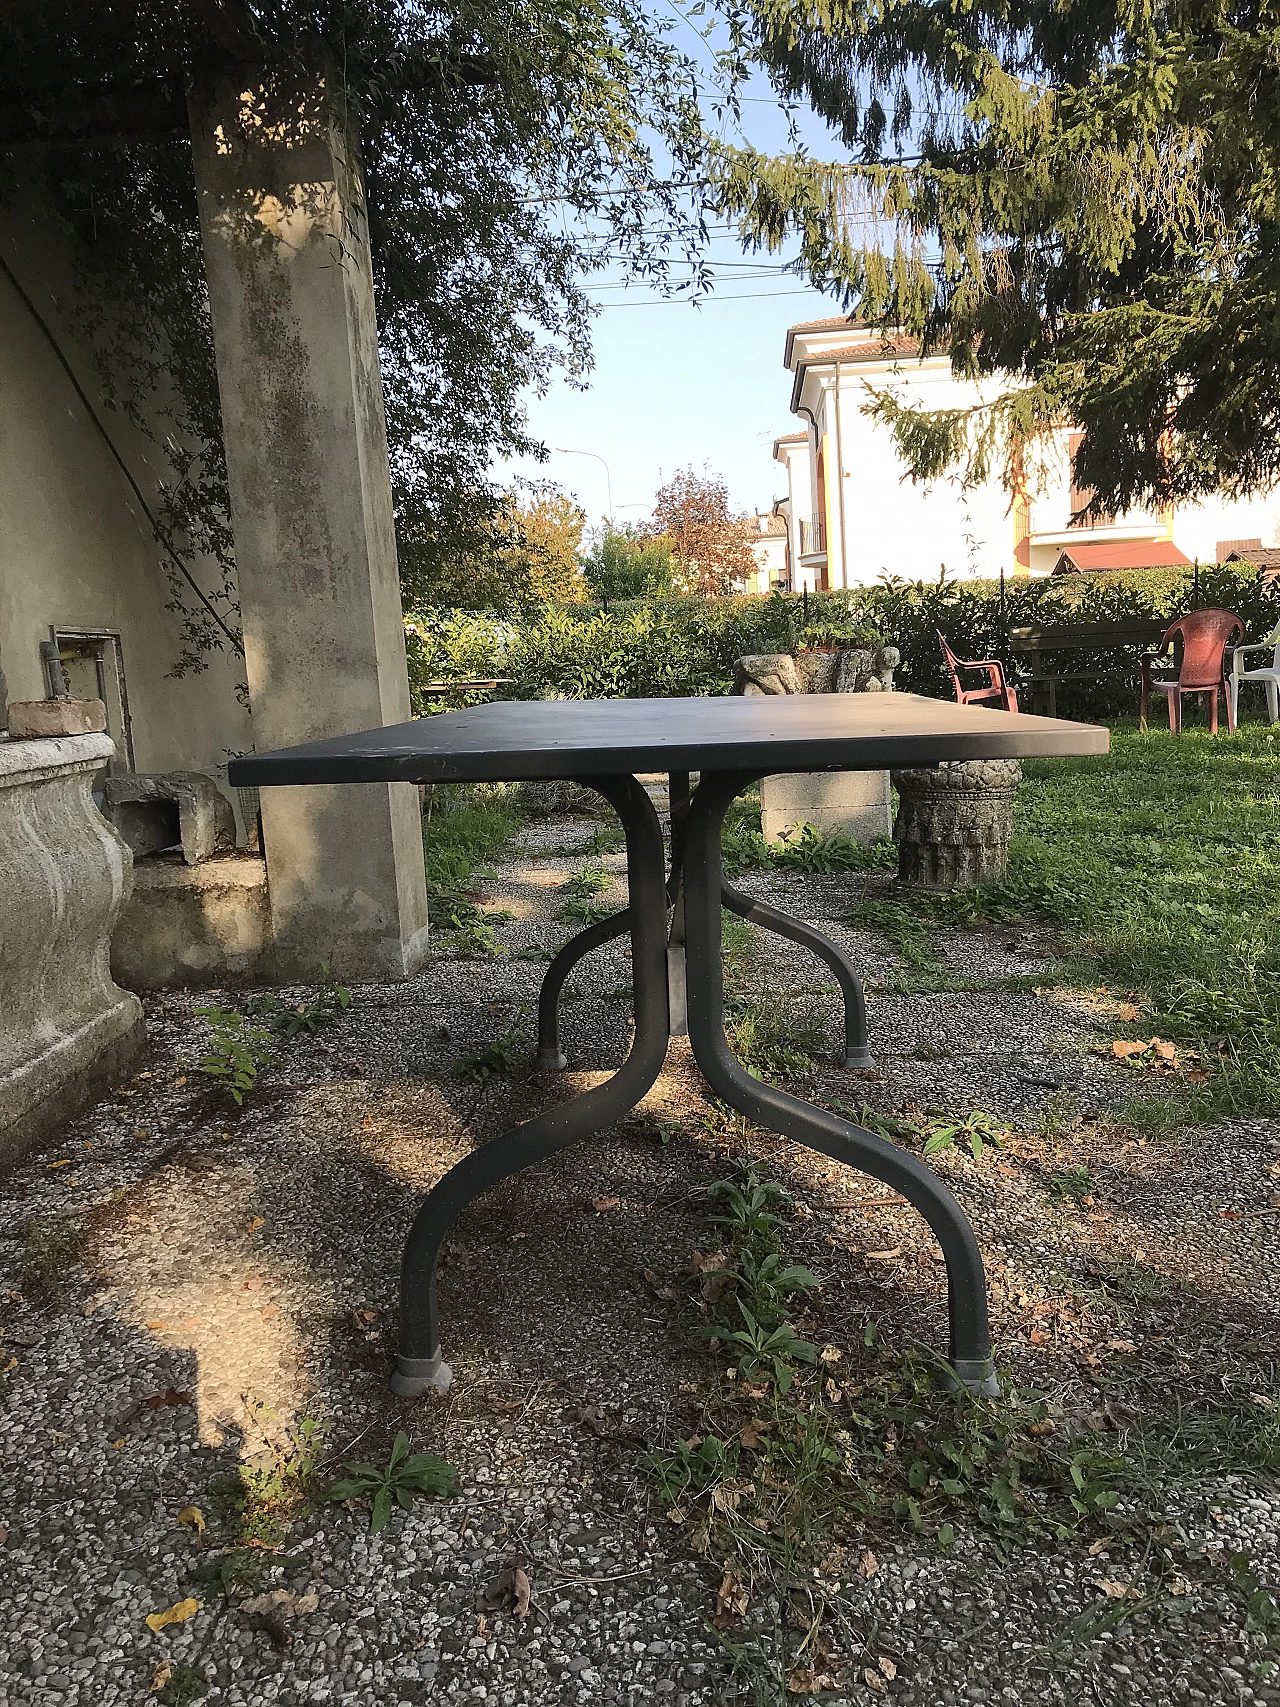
[45,629,134,774]
[1068,433,1114,529]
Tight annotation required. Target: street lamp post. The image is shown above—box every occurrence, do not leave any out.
[554,446,614,524]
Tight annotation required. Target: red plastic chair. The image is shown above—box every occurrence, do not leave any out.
[1140,608,1244,734]
[937,630,1020,713]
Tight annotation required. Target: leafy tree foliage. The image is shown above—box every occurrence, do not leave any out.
[712,0,1280,520]
[0,0,706,645]
[407,488,587,608]
[649,467,758,595]
[581,525,676,601]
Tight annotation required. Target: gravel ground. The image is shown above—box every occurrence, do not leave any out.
[3,811,1280,1706]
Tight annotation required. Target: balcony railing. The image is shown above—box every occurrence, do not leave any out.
[798,515,827,557]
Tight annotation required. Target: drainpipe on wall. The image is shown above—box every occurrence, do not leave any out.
[832,365,848,590]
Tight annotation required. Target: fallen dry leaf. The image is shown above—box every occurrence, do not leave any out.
[643,1269,679,1301]
[863,1666,889,1694]
[866,1247,902,1262]
[1168,1573,1192,1596]
[46,1159,72,1170]
[1087,1537,1110,1556]
[150,1661,172,1692]
[480,1558,533,1618]
[1116,1002,1140,1022]
[247,1215,264,1233]
[591,1195,620,1213]
[116,1389,194,1432]
[176,1506,205,1535]
[685,1248,726,1275]
[710,1479,754,1513]
[1095,1579,1140,1601]
[712,1570,749,1627]
[145,1597,199,1632]
[665,1506,686,1525]
[787,1668,845,1695]
[818,1343,842,1364]
[1112,1039,1149,1059]
[242,1588,319,1617]
[1152,1038,1177,1060]
[738,1418,771,1450]
[824,1379,843,1403]
[857,1548,879,1578]
[877,1655,898,1680]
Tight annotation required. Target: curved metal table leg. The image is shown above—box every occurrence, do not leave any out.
[721,879,873,1069]
[392,775,671,1396]
[535,776,687,1068]
[535,908,632,1070]
[683,770,996,1395]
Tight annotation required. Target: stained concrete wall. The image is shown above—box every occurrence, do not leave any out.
[0,192,252,822]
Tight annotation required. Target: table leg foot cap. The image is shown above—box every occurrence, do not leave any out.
[939,1357,999,1397]
[841,1049,875,1070]
[535,1049,569,1072]
[389,1352,453,1397]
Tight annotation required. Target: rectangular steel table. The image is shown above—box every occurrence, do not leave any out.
[230,694,1109,1398]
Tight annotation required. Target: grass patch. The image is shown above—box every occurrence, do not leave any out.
[649,1144,1280,1696]
[423,786,521,911]
[726,999,828,1079]
[827,724,1280,1116]
[1113,1090,1194,1137]
[207,1418,324,1546]
[722,793,896,878]
[18,1213,85,1305]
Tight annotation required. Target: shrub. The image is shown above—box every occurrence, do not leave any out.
[403,563,1280,720]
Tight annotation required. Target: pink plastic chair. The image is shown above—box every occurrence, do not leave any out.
[937,630,1020,713]
[1140,608,1244,734]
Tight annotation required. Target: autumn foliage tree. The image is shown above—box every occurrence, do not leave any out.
[647,468,757,596]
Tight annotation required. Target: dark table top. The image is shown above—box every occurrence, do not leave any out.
[228,694,1108,788]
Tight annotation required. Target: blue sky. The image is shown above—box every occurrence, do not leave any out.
[497,11,855,533]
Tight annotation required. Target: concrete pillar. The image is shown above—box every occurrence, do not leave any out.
[189,70,428,981]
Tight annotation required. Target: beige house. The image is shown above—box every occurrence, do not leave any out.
[773,316,1280,588]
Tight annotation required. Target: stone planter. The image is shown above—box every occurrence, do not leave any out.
[891,759,1022,890]
[0,733,145,1163]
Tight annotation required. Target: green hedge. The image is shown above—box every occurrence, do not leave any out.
[404,565,1280,717]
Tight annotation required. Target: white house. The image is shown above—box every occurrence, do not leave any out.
[774,317,1280,589]
[743,507,790,595]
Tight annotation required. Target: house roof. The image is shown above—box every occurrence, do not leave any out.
[1225,547,1280,568]
[783,315,865,366]
[772,430,808,460]
[751,511,788,536]
[789,336,924,413]
[1052,541,1192,575]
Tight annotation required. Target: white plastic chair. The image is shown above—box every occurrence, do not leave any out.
[1230,618,1280,725]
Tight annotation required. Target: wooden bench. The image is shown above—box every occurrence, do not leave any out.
[1009,620,1168,716]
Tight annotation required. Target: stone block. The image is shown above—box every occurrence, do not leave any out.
[111,853,270,989]
[101,770,237,865]
[761,769,892,846]
[0,732,145,1165]
[6,698,107,739]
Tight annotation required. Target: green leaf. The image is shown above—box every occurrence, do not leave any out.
[370,1485,394,1535]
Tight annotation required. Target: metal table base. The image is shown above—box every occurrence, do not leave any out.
[390,769,995,1399]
